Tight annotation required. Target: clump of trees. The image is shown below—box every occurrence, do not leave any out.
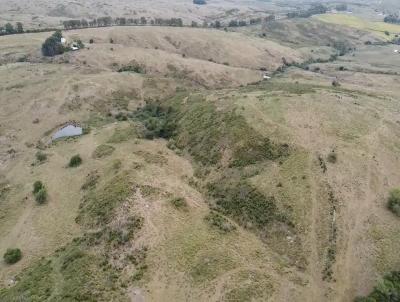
[41,30,65,57]
[0,22,24,35]
[384,14,400,24]
[287,3,328,19]
[193,0,207,4]
[3,248,22,264]
[335,4,348,11]
[62,16,184,30]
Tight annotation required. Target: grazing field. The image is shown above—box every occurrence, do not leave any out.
[1,7,400,302]
[316,14,400,39]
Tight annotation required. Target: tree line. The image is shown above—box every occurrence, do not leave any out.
[384,13,400,24]
[287,3,328,19]
[0,22,24,35]
[1,14,276,37]
[62,15,276,30]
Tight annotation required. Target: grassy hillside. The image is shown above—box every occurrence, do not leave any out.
[316,14,400,40]
[1,15,400,302]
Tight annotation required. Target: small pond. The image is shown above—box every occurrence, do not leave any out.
[52,125,83,140]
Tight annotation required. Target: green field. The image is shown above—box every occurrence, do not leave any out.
[315,14,400,39]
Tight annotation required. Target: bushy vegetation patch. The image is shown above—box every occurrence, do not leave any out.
[135,96,289,167]
[118,62,145,74]
[207,177,281,229]
[76,171,133,227]
[388,189,400,217]
[107,126,138,143]
[135,94,292,236]
[81,171,100,190]
[3,248,22,264]
[35,151,47,162]
[327,151,337,164]
[68,154,82,167]
[92,144,115,159]
[33,181,47,204]
[204,211,236,233]
[355,271,400,302]
[169,197,188,210]
[0,259,54,301]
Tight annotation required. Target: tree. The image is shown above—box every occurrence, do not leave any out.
[140,17,147,25]
[265,15,275,22]
[215,20,221,28]
[5,23,14,34]
[336,4,348,11]
[41,31,64,57]
[3,248,22,264]
[16,22,23,33]
[228,20,238,27]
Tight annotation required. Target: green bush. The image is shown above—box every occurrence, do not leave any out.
[36,151,47,162]
[69,155,82,167]
[327,152,337,164]
[33,181,44,194]
[3,248,22,264]
[354,271,400,301]
[388,189,400,217]
[35,188,48,204]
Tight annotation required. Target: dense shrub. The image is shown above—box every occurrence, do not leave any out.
[33,181,44,194]
[35,187,48,204]
[36,151,47,162]
[68,155,82,167]
[207,178,280,229]
[204,211,236,233]
[388,189,400,216]
[41,30,65,57]
[3,248,22,264]
[327,151,337,163]
[355,271,400,301]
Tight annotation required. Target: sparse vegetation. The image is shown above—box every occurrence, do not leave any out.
[68,154,82,167]
[169,197,188,210]
[207,178,282,229]
[76,171,132,227]
[92,144,115,159]
[3,248,22,264]
[204,211,236,233]
[387,189,400,217]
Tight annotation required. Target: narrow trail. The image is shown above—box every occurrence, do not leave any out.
[334,120,385,301]
[307,158,326,301]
